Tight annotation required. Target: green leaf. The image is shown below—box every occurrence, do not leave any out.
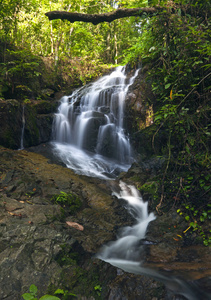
[185,216,190,221]
[39,296,61,300]
[154,115,162,121]
[165,83,171,89]
[54,289,64,295]
[200,216,205,222]
[190,222,197,228]
[29,285,38,295]
[22,293,36,300]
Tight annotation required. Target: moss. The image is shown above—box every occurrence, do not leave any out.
[32,100,57,114]
[59,264,102,299]
[55,244,79,267]
[24,105,40,146]
[51,191,82,215]
[139,181,158,195]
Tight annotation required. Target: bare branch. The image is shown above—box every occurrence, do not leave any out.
[45,7,162,25]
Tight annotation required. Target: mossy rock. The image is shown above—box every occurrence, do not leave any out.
[131,124,168,159]
[139,181,159,195]
[51,191,82,214]
[32,100,58,114]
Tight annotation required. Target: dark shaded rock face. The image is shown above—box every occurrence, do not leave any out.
[123,66,170,160]
[0,99,22,148]
[124,67,155,135]
[0,99,57,149]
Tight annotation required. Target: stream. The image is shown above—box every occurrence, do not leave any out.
[50,66,209,300]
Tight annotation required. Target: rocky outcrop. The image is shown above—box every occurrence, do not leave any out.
[0,146,117,299]
[0,99,57,149]
[122,67,167,160]
[125,67,155,134]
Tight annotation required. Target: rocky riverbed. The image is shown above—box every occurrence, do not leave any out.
[0,145,210,300]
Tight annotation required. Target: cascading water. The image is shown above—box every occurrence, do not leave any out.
[19,105,25,150]
[97,180,156,265]
[51,67,209,299]
[97,181,209,300]
[52,66,139,179]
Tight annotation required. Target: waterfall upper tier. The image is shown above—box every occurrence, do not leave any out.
[52,66,140,179]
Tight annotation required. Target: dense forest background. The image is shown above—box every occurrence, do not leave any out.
[0,0,210,246]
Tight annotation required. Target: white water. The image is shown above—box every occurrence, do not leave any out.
[97,181,207,300]
[52,66,139,179]
[98,181,156,262]
[19,105,25,150]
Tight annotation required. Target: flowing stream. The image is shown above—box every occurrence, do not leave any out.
[51,67,209,300]
[97,181,208,300]
[52,66,139,179]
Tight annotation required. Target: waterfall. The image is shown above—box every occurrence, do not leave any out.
[51,66,139,179]
[19,105,25,150]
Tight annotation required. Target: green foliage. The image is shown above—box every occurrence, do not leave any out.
[123,0,210,245]
[51,191,81,214]
[54,289,76,299]
[177,203,211,246]
[22,284,61,300]
[0,42,44,99]
[139,181,158,195]
[94,285,102,297]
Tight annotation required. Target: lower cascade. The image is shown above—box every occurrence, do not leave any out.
[52,66,139,179]
[98,181,208,300]
[98,181,156,262]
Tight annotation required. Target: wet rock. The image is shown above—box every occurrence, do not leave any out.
[0,147,121,298]
[107,272,165,300]
[124,68,155,138]
[143,210,211,285]
[0,99,57,149]
[0,99,22,148]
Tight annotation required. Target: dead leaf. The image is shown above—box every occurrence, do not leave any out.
[8,212,22,217]
[8,211,15,215]
[66,221,84,231]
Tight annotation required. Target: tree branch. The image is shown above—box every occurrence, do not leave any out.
[45,7,163,25]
